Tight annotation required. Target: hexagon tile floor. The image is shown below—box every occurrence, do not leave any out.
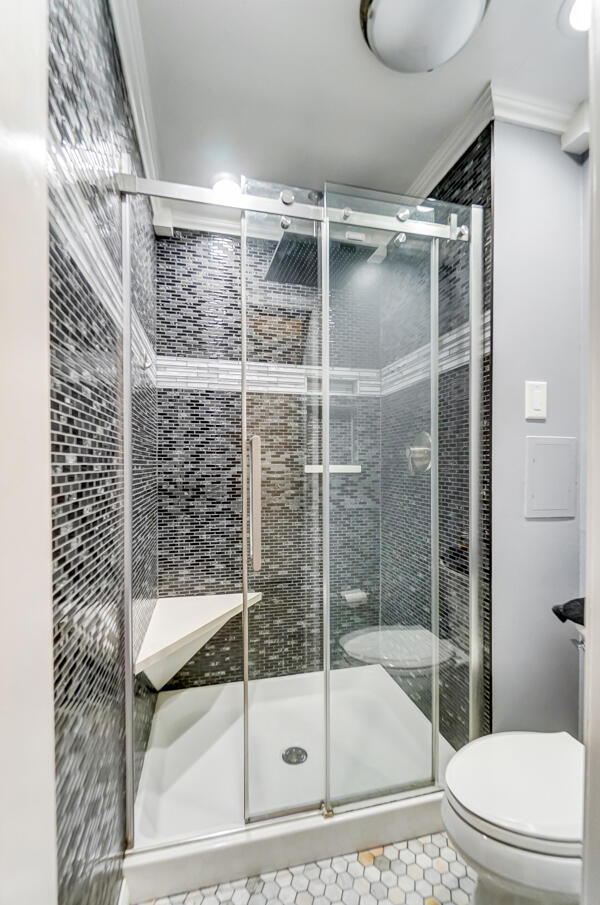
[139,832,476,905]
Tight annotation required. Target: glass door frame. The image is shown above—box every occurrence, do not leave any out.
[117,172,483,844]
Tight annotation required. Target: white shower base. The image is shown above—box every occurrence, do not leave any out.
[127,665,453,902]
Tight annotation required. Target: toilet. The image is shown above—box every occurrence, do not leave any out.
[442,731,584,904]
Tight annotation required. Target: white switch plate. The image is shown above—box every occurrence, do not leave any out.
[525,380,547,420]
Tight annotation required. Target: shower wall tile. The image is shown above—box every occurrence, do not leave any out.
[158,388,325,687]
[157,228,324,686]
[377,125,493,747]
[158,387,242,600]
[156,231,320,366]
[379,248,432,368]
[329,397,382,667]
[157,231,241,360]
[50,228,126,905]
[433,123,494,738]
[49,0,157,901]
[157,229,384,687]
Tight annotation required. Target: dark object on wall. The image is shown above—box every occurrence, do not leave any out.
[552,597,585,626]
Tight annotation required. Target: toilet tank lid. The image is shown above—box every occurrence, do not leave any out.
[445,731,584,842]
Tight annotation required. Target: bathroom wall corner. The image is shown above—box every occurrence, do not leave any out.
[1,0,58,901]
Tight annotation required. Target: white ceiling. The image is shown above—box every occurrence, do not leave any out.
[134,0,588,196]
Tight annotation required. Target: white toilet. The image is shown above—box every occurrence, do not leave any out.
[441,731,584,904]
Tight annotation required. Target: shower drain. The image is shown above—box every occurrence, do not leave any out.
[282,746,308,765]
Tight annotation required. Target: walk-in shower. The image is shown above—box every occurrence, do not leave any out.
[119,174,483,899]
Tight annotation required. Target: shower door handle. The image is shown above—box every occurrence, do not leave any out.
[249,435,262,571]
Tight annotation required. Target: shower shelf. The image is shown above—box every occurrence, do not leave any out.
[304,464,362,474]
[135,591,262,691]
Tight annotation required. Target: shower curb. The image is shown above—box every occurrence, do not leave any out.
[124,791,443,903]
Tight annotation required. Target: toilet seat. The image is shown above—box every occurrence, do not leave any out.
[445,731,584,857]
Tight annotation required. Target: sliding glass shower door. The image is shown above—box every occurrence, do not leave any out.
[123,173,482,846]
[242,196,325,820]
[323,186,481,810]
[325,190,437,806]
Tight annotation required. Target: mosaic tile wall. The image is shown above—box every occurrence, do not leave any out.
[138,833,476,905]
[329,397,382,666]
[49,0,157,902]
[433,125,494,738]
[50,227,126,905]
[157,210,489,734]
[157,228,390,688]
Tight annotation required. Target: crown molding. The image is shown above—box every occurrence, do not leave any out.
[408,81,580,198]
[561,100,590,155]
[109,0,170,227]
[491,87,574,134]
[407,84,494,198]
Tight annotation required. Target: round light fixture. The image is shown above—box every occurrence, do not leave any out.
[211,173,241,199]
[360,0,490,73]
[558,0,591,34]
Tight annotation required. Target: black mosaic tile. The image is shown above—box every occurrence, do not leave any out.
[49,0,158,899]
[433,123,494,739]
[50,228,126,905]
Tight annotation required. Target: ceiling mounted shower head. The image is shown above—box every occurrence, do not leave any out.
[360,0,490,73]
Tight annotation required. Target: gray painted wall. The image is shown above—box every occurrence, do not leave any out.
[492,121,587,736]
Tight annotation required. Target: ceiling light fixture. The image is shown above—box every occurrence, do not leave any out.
[570,0,591,31]
[558,0,591,34]
[360,0,490,74]
[211,173,241,199]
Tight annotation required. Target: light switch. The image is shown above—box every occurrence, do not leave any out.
[525,380,547,421]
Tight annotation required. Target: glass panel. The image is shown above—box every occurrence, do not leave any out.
[243,208,324,819]
[437,223,473,753]
[132,197,247,846]
[325,185,471,231]
[326,197,436,806]
[325,188,475,808]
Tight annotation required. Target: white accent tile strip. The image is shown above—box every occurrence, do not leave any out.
[157,313,490,398]
[304,464,362,474]
[381,311,491,395]
[156,357,381,396]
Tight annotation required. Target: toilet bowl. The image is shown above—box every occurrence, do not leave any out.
[442,731,584,904]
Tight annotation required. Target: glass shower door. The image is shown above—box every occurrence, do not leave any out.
[242,199,325,820]
[324,189,437,806]
[323,186,480,810]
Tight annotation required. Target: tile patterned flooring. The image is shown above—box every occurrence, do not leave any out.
[140,833,476,905]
